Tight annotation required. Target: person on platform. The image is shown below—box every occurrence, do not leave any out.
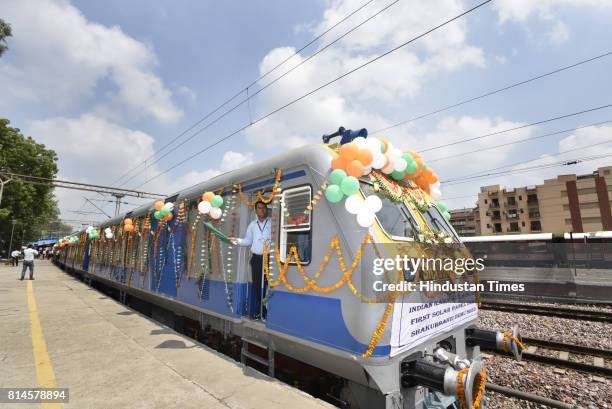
[20,245,39,281]
[230,201,271,320]
[10,249,20,267]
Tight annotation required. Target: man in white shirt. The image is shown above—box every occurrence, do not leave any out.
[230,201,271,320]
[10,249,20,267]
[20,245,39,280]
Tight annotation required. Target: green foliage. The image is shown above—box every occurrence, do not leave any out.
[0,18,12,57]
[0,118,70,253]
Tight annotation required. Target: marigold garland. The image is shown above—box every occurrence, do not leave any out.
[456,367,486,409]
[238,169,282,206]
[502,331,526,353]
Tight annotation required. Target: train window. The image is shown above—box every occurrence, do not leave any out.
[360,182,417,239]
[421,205,459,242]
[279,186,312,264]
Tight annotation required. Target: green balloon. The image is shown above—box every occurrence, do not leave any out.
[329,169,347,186]
[422,163,428,172]
[405,159,418,174]
[211,195,224,208]
[443,210,451,221]
[160,207,170,216]
[153,210,162,220]
[437,201,448,213]
[391,170,405,180]
[325,184,343,203]
[340,176,359,196]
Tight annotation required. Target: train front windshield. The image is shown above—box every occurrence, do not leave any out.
[361,182,418,239]
[420,205,459,242]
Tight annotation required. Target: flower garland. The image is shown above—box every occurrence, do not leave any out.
[187,210,201,280]
[456,367,486,409]
[369,172,404,203]
[238,169,282,206]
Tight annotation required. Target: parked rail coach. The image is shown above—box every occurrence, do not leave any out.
[55,129,522,409]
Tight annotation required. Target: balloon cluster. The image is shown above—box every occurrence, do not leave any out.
[104,227,113,239]
[345,194,383,228]
[197,191,224,220]
[123,218,135,233]
[153,201,174,221]
[86,225,100,240]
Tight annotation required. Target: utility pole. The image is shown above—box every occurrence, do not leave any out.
[0,176,12,207]
[112,193,125,217]
[8,219,17,254]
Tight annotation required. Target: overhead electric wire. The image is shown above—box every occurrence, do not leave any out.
[133,0,493,189]
[371,50,612,135]
[427,119,612,163]
[109,0,377,187]
[116,0,402,188]
[418,103,612,153]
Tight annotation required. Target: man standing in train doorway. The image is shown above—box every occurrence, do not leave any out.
[230,201,271,320]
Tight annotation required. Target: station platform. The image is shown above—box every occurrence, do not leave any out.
[0,261,332,409]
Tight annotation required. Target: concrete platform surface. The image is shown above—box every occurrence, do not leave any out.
[0,261,333,409]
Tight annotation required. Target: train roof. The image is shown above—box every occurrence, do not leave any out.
[461,231,612,242]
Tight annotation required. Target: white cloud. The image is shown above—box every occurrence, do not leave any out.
[545,21,570,45]
[0,0,182,123]
[176,86,197,104]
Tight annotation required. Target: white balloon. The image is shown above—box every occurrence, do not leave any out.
[389,148,403,161]
[353,137,367,147]
[163,202,175,211]
[85,226,94,233]
[372,153,386,169]
[393,158,407,172]
[344,195,364,215]
[366,137,381,151]
[365,195,383,213]
[105,233,113,239]
[382,157,395,174]
[431,181,441,189]
[362,165,372,176]
[104,227,112,234]
[356,208,375,228]
[209,207,222,219]
[198,200,212,214]
[430,188,442,200]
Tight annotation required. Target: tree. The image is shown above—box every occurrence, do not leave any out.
[0,18,12,57]
[0,119,71,254]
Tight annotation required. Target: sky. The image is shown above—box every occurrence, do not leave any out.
[1,0,612,229]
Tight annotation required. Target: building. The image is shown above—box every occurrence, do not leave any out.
[475,166,612,235]
[449,208,480,236]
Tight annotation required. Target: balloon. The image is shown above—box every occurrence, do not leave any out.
[344,195,363,215]
[437,201,448,213]
[442,210,451,221]
[357,148,373,166]
[353,136,367,147]
[154,201,164,211]
[331,155,347,170]
[86,226,94,233]
[391,170,405,180]
[339,142,359,161]
[372,153,386,169]
[340,176,359,196]
[405,158,418,175]
[325,184,343,203]
[164,213,174,221]
[153,210,162,220]
[329,169,347,186]
[202,191,214,203]
[124,224,133,232]
[209,207,222,219]
[346,160,364,178]
[105,233,113,239]
[414,157,424,177]
[362,165,372,176]
[382,158,395,174]
[357,208,375,228]
[430,188,442,200]
[198,200,212,214]
[431,181,441,189]
[163,202,175,211]
[388,148,403,161]
[365,195,383,213]
[124,218,133,225]
[159,207,170,217]
[393,158,407,172]
[380,138,390,153]
[365,137,381,150]
[211,195,224,208]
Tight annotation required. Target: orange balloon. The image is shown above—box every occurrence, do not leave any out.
[424,169,438,184]
[346,160,365,178]
[154,200,164,211]
[357,148,373,166]
[164,213,173,221]
[202,191,214,203]
[124,218,133,225]
[331,155,348,170]
[413,157,424,178]
[339,142,359,161]
[124,224,133,232]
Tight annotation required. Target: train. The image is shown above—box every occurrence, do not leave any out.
[54,131,522,409]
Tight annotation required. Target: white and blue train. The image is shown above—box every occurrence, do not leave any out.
[55,135,521,409]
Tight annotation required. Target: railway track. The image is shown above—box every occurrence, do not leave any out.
[480,301,612,323]
[491,336,612,376]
